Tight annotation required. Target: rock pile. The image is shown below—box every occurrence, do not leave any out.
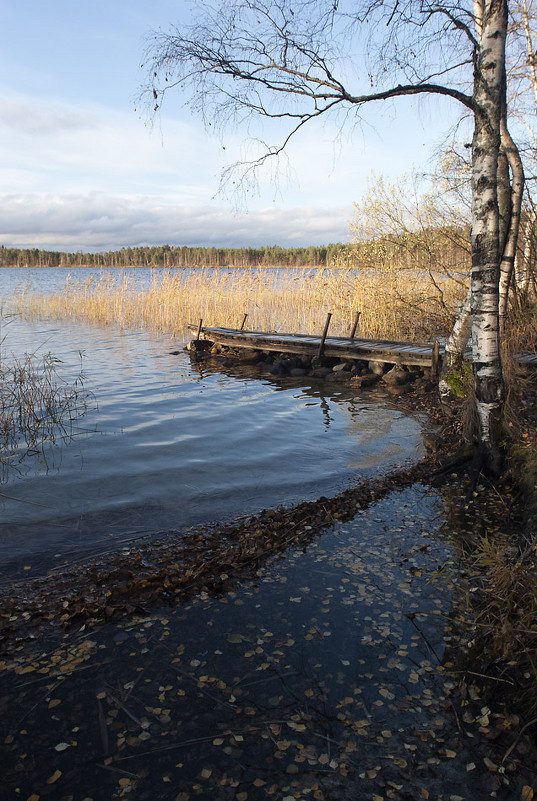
[186,339,436,395]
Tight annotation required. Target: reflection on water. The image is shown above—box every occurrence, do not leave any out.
[0,305,425,580]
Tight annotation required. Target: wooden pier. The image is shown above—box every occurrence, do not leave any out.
[187,322,537,372]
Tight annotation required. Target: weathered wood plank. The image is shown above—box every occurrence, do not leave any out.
[186,324,534,371]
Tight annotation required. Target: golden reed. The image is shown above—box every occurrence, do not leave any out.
[10,267,465,342]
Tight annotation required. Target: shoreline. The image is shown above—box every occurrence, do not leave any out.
[0,374,467,653]
[2,377,537,798]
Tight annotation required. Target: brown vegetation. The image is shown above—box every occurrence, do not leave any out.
[9,267,466,343]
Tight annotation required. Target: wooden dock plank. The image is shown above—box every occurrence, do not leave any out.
[187,324,535,371]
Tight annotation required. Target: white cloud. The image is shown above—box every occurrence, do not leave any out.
[0,99,97,137]
[0,87,457,251]
[0,193,351,250]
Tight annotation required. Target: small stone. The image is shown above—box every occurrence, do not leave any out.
[423,433,441,452]
[386,383,411,394]
[382,365,409,386]
[236,348,260,363]
[269,363,285,376]
[351,373,380,388]
[368,360,387,375]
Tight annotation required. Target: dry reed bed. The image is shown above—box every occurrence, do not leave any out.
[9,268,465,342]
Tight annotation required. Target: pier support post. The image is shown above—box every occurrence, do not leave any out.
[240,313,248,331]
[196,318,203,341]
[350,311,361,339]
[317,313,332,358]
[431,339,440,378]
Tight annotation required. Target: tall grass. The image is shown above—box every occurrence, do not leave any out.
[0,335,92,480]
[9,267,466,342]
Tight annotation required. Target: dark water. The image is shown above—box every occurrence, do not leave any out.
[0,268,426,579]
[3,487,480,801]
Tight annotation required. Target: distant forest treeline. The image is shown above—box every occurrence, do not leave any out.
[0,243,345,268]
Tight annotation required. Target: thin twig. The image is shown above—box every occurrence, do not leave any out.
[502,717,537,763]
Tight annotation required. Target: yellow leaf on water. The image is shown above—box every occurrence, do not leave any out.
[286,721,306,731]
[200,769,212,779]
[27,795,40,801]
[227,633,244,644]
[47,770,62,785]
[48,699,61,709]
[521,787,534,801]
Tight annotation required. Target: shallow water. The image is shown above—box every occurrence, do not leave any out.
[1,268,426,579]
[2,487,500,801]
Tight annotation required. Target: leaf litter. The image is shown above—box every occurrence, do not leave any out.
[1,484,536,800]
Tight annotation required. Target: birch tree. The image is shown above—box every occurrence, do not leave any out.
[144,0,523,471]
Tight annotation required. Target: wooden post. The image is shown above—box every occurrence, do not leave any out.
[196,318,203,341]
[240,313,248,331]
[431,339,440,378]
[350,311,361,339]
[317,312,332,358]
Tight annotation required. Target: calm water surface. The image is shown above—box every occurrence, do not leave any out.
[1,268,426,579]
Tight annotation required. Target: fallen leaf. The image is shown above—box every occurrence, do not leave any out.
[227,634,245,644]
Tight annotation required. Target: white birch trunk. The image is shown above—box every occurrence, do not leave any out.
[470,0,507,471]
[439,288,471,407]
[498,119,525,328]
[515,216,533,297]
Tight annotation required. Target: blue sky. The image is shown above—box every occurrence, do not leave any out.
[0,0,462,251]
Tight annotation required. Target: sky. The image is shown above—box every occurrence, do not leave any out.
[0,0,464,252]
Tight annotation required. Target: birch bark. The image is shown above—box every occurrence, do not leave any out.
[470,0,508,469]
[498,120,525,328]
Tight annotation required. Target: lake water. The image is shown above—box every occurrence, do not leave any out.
[0,268,426,580]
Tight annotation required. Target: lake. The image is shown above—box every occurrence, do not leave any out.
[0,267,427,581]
